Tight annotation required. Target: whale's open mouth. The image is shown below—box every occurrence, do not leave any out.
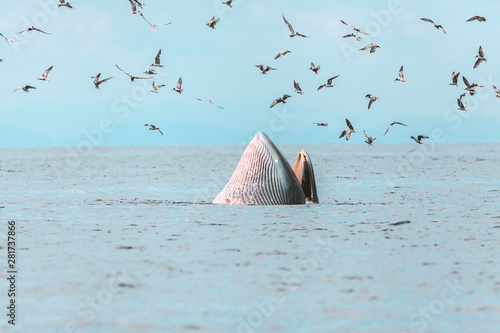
[213,132,319,205]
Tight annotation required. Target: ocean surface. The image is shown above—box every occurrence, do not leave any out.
[0,143,499,333]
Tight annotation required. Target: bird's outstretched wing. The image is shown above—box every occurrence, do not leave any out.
[282,15,294,34]
[115,64,131,77]
[346,118,354,130]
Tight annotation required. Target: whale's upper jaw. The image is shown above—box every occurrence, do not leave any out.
[293,149,319,204]
[212,132,307,205]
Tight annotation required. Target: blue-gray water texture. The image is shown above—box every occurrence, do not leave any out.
[0,143,499,332]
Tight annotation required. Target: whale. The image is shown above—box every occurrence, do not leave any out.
[213,132,319,205]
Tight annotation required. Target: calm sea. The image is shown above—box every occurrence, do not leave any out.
[0,143,499,332]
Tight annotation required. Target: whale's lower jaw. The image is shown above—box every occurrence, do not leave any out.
[213,132,318,205]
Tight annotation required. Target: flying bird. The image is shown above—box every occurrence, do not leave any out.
[459,92,466,101]
[365,94,380,110]
[115,64,152,82]
[128,0,142,15]
[145,124,163,136]
[282,15,309,38]
[57,0,72,8]
[172,77,183,94]
[309,62,320,74]
[151,49,164,67]
[466,16,486,22]
[473,46,487,69]
[313,122,328,127]
[317,75,339,90]
[293,80,303,95]
[151,81,165,93]
[37,66,53,82]
[13,85,36,93]
[420,18,446,34]
[255,64,276,74]
[342,33,362,41]
[340,20,369,35]
[410,135,429,144]
[339,118,357,141]
[449,72,460,86]
[222,0,233,8]
[17,26,51,34]
[359,44,381,53]
[206,16,220,29]
[270,94,291,108]
[195,98,224,109]
[144,68,157,75]
[462,76,482,95]
[383,121,408,136]
[141,16,171,31]
[395,66,407,82]
[91,73,113,89]
[457,98,468,111]
[274,49,291,60]
[364,130,376,146]
[0,33,19,43]
[493,86,500,98]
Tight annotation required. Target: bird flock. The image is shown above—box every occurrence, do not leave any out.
[1,3,495,142]
[253,12,494,146]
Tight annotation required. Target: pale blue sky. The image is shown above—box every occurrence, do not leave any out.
[1,0,500,147]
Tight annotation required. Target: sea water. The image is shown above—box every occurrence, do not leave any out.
[0,143,499,332]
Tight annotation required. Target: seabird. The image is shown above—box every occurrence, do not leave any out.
[13,85,36,93]
[395,66,407,82]
[151,49,164,67]
[195,98,224,109]
[128,0,142,15]
[449,72,460,86]
[115,64,152,82]
[270,94,291,108]
[359,44,381,53]
[340,20,369,35]
[383,121,408,136]
[293,80,303,95]
[57,0,73,8]
[317,75,339,90]
[37,66,53,82]
[91,73,113,89]
[206,16,220,29]
[222,0,233,8]
[172,77,183,94]
[342,33,362,41]
[141,16,171,31]
[313,122,328,127]
[0,33,19,43]
[410,135,429,144]
[462,76,482,95]
[420,18,446,34]
[282,15,309,38]
[255,64,276,74]
[364,130,376,146]
[493,86,500,98]
[17,26,51,34]
[365,94,380,110]
[457,98,468,111]
[466,16,486,22]
[339,118,357,141]
[144,68,157,75]
[459,92,466,100]
[309,62,320,74]
[145,124,163,136]
[151,81,165,93]
[274,50,291,60]
[473,46,487,69]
